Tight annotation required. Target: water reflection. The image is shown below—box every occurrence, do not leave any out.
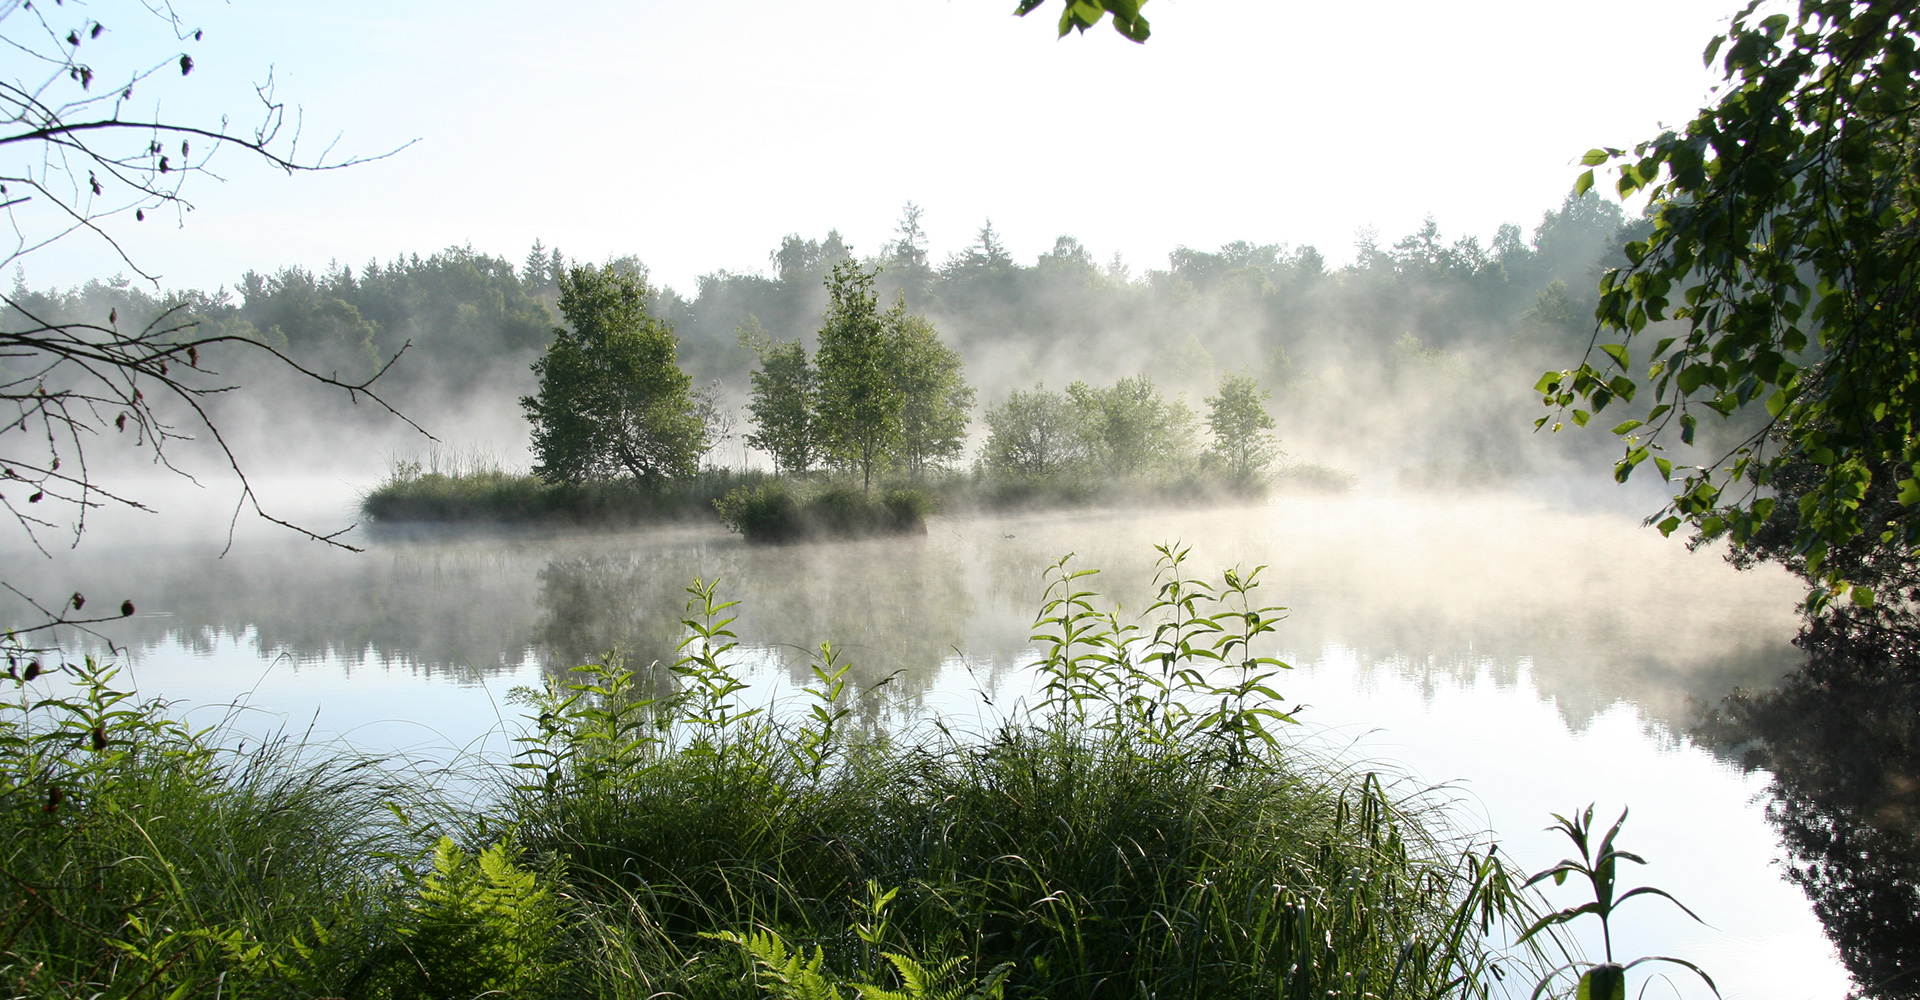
[2,495,1805,735]
[1697,609,1920,999]
[0,491,1852,997]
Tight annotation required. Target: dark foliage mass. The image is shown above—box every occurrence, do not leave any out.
[1698,609,1920,999]
[1704,454,1920,997]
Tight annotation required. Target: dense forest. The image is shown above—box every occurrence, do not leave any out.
[2,190,1658,487]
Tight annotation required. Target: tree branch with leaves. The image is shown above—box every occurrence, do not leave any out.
[1538,0,1920,608]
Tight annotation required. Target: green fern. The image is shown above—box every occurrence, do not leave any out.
[374,835,566,1000]
[707,926,1013,1000]
[705,928,845,1000]
[853,953,1014,1000]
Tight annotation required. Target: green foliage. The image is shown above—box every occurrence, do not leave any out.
[713,479,935,543]
[362,836,566,1000]
[1014,0,1150,42]
[816,262,903,492]
[981,383,1083,479]
[1205,371,1280,482]
[748,337,820,476]
[886,303,974,482]
[707,921,1013,1000]
[1539,0,1920,606]
[7,549,1561,1000]
[1030,543,1295,756]
[523,263,706,487]
[0,655,418,999]
[1066,374,1197,478]
[1519,806,1717,1000]
[502,553,1536,1000]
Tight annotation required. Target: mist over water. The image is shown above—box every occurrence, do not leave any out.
[0,489,1844,996]
[0,201,1867,997]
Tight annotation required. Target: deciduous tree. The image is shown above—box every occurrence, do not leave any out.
[982,384,1083,478]
[522,265,704,487]
[1067,375,1196,479]
[746,337,818,476]
[815,261,900,492]
[885,300,973,481]
[1538,0,1920,605]
[1205,372,1278,482]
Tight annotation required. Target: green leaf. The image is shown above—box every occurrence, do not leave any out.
[1578,965,1627,1000]
[1852,585,1875,609]
[1575,170,1596,196]
[1599,343,1631,369]
[1610,419,1644,435]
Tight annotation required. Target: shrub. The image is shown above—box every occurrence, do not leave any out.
[715,481,935,543]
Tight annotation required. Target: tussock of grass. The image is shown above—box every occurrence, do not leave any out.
[4,550,1541,1000]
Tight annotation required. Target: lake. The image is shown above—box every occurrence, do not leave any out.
[1,489,1857,998]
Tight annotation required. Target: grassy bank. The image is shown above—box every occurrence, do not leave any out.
[358,452,1357,537]
[360,452,768,526]
[4,551,1540,999]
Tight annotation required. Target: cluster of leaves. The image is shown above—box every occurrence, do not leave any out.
[1014,0,1151,43]
[1028,543,1294,761]
[523,264,707,487]
[1539,0,1920,606]
[982,372,1277,486]
[1517,807,1716,1000]
[744,261,974,489]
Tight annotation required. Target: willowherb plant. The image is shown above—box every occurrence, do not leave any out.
[1029,543,1293,760]
[1519,806,1718,1000]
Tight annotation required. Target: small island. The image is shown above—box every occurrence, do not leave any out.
[361,258,1350,542]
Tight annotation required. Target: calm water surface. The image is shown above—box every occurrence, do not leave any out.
[3,492,1857,998]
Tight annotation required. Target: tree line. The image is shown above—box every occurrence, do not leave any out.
[2,193,1641,493]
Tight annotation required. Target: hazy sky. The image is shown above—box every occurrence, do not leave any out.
[19,0,1738,296]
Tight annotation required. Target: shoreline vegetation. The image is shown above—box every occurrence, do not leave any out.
[2,549,1554,1000]
[358,452,1360,541]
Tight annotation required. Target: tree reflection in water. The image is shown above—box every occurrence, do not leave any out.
[1699,608,1920,999]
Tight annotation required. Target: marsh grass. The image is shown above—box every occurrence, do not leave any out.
[4,548,1544,999]
[362,450,769,525]
[0,659,435,997]
[359,449,1357,533]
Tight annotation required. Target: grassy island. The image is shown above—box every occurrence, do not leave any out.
[357,260,1355,541]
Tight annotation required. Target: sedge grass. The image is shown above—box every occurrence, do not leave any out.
[5,550,1549,1000]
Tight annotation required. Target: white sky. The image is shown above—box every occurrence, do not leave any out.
[19,0,1737,296]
